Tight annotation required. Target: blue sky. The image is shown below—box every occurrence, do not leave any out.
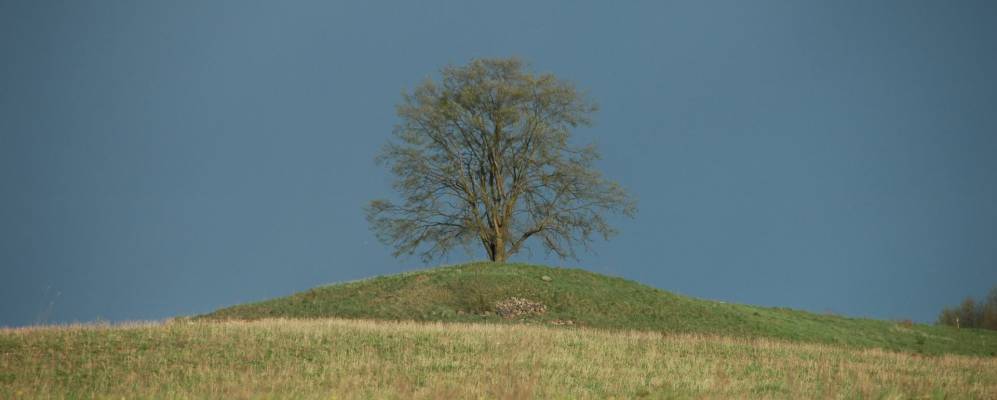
[1,1,995,326]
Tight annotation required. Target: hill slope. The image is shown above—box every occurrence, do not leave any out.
[201,262,997,356]
[5,319,996,398]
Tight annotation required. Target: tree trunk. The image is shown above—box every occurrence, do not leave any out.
[494,234,507,262]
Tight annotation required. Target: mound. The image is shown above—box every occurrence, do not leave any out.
[200,262,997,356]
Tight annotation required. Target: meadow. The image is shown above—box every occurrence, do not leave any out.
[203,262,997,357]
[2,318,995,399]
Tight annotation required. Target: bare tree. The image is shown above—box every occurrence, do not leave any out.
[937,286,997,330]
[367,58,636,263]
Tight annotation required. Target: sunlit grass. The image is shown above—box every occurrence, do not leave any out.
[202,262,997,357]
[2,318,994,399]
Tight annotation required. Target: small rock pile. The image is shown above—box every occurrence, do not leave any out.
[494,297,547,319]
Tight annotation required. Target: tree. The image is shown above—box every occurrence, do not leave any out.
[957,297,978,328]
[937,307,958,327]
[366,58,636,263]
[936,286,997,330]
[982,287,997,330]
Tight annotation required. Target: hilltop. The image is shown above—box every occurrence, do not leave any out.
[200,262,997,357]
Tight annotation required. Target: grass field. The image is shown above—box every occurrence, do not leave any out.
[203,262,997,357]
[2,318,995,399]
[6,262,994,398]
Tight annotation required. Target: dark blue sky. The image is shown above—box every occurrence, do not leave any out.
[2,1,995,326]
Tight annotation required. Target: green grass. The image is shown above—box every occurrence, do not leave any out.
[201,262,997,357]
[3,319,995,399]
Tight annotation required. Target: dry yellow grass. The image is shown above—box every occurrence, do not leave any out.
[1,318,995,399]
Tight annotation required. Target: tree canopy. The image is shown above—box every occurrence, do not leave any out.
[367,58,635,262]
[938,286,997,331]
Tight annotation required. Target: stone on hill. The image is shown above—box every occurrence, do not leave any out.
[494,297,547,319]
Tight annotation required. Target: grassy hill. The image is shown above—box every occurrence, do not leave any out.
[201,262,997,357]
[3,319,995,398]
